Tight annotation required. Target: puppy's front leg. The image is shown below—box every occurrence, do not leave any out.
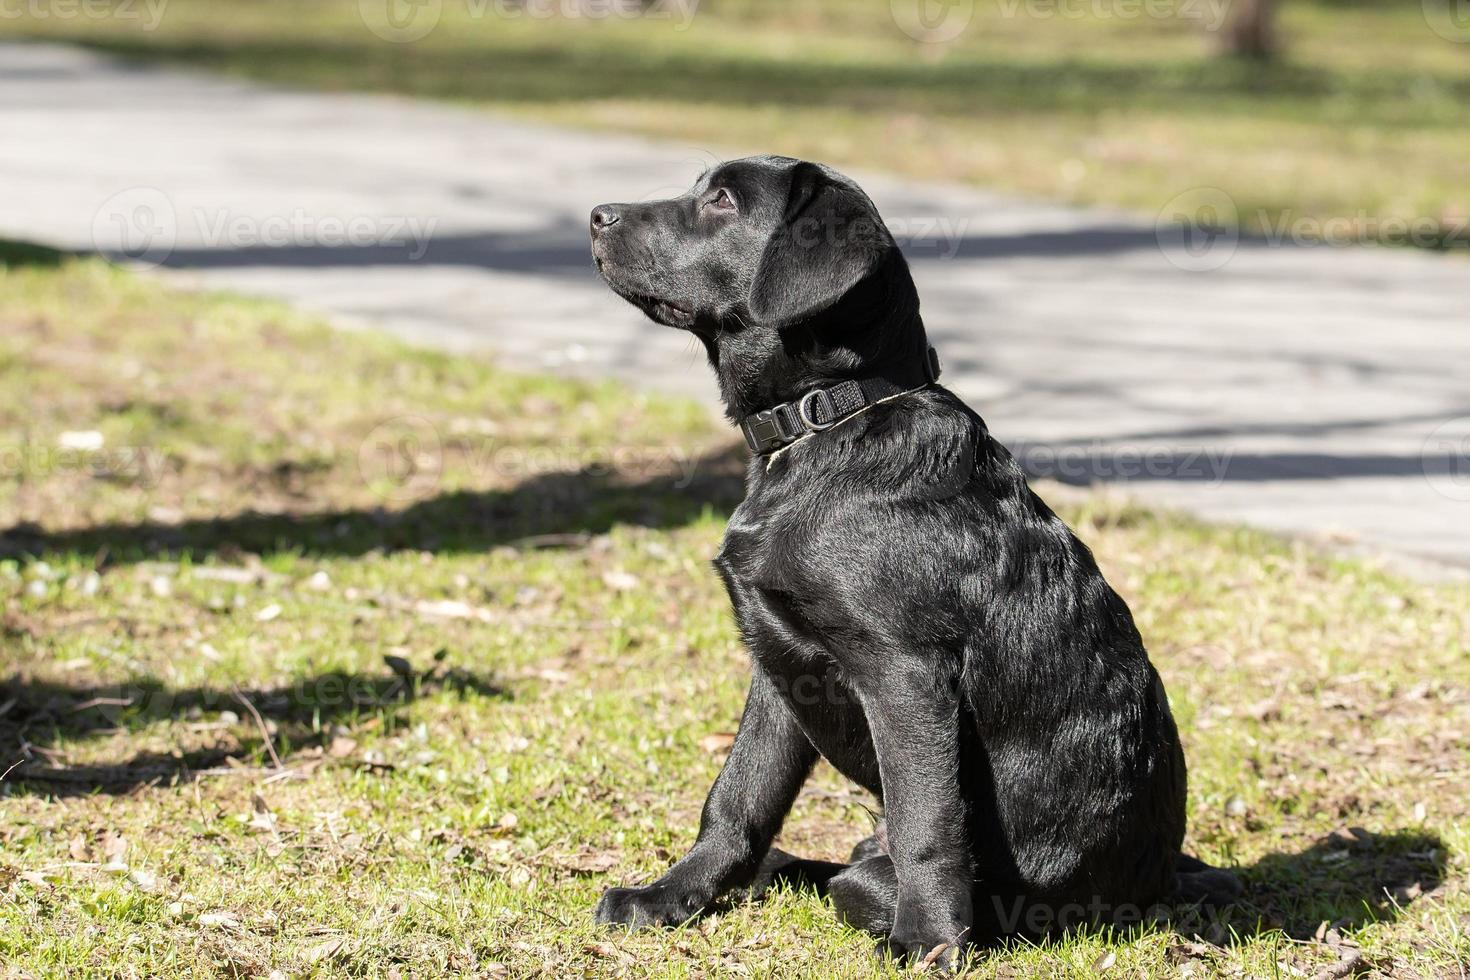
[595,668,817,929]
[860,661,973,969]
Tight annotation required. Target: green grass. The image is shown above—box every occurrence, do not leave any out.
[2,256,1469,977]
[2,0,1469,250]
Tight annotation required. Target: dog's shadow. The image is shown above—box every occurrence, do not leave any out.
[1207,827,1446,942]
[762,827,1445,959]
[0,660,508,798]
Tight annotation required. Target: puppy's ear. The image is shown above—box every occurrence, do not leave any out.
[748,162,891,328]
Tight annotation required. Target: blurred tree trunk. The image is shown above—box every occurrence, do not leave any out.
[1225,0,1279,59]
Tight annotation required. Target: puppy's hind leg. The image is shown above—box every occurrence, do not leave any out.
[746,847,847,899]
[829,855,899,936]
[1174,853,1244,908]
[849,819,889,863]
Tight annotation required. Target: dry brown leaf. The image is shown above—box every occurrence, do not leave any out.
[303,938,346,964]
[1311,948,1365,980]
[101,831,127,862]
[916,940,955,971]
[699,732,737,755]
[1168,941,1214,964]
[583,940,632,962]
[414,598,494,622]
[562,851,619,875]
[601,570,641,592]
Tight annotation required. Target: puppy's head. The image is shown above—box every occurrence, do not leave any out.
[589,156,898,335]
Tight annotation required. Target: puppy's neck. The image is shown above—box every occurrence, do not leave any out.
[706,269,930,422]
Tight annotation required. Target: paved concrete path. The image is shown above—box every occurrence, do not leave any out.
[4,42,1469,577]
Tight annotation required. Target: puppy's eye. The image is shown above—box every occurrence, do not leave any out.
[710,189,736,212]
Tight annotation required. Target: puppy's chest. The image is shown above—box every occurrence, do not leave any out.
[714,505,830,661]
[713,498,812,595]
[716,506,883,790]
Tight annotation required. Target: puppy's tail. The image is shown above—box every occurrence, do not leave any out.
[1173,852,1244,907]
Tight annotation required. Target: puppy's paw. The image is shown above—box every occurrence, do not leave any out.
[876,907,970,974]
[594,883,703,929]
[874,933,963,973]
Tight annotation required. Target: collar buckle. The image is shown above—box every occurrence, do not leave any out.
[740,408,787,455]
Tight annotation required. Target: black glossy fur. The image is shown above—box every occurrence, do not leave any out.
[588,156,1237,968]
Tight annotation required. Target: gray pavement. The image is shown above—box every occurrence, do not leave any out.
[4,41,1469,578]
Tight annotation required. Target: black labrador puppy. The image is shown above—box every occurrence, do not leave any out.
[587,156,1237,968]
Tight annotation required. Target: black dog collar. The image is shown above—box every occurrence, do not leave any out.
[740,347,941,455]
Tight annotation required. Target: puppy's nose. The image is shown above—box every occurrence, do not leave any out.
[590,204,622,235]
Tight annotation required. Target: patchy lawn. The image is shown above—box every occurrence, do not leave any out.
[1,0,1468,253]
[1,252,1467,978]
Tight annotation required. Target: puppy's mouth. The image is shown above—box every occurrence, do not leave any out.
[595,258,696,328]
[642,295,695,327]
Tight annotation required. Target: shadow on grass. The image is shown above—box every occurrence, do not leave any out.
[1224,828,1446,944]
[770,829,1447,962]
[0,449,746,794]
[1,659,508,797]
[0,444,748,565]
